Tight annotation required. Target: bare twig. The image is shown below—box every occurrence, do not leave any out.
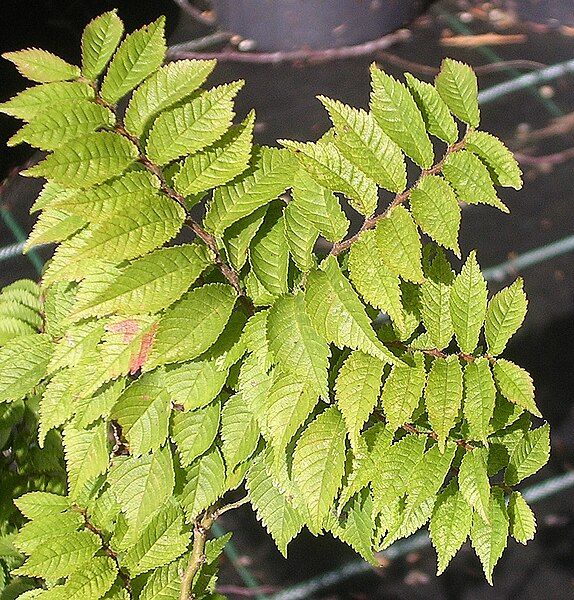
[167,31,232,57]
[515,147,574,169]
[172,0,216,26]
[441,33,527,47]
[402,423,475,451]
[180,511,215,600]
[213,495,251,518]
[167,29,410,64]
[217,585,280,597]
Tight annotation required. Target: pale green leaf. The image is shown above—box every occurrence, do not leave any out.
[174,110,255,196]
[463,358,496,444]
[280,140,378,216]
[458,447,491,523]
[449,251,487,354]
[125,58,216,136]
[221,393,259,470]
[71,244,211,319]
[305,256,398,365]
[424,355,463,451]
[470,488,509,584]
[146,81,243,165]
[292,407,347,530]
[14,492,71,521]
[465,130,523,190]
[443,150,508,212]
[81,11,124,80]
[435,58,480,128]
[430,482,472,575]
[283,200,318,272]
[3,49,80,83]
[505,423,550,485]
[376,205,424,283]
[336,351,384,449]
[25,208,86,251]
[404,74,458,145]
[14,511,84,554]
[0,335,53,402]
[267,293,330,399]
[163,360,226,411]
[224,206,267,271]
[24,131,138,189]
[204,147,297,235]
[508,491,536,544]
[171,400,221,467]
[100,17,166,104]
[381,352,426,434]
[407,444,455,512]
[246,450,304,556]
[485,279,527,356]
[410,175,461,255]
[369,65,434,168]
[146,283,237,370]
[493,359,540,417]
[319,96,406,192]
[59,555,117,600]
[110,374,170,456]
[348,229,404,331]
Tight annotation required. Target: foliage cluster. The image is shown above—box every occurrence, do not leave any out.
[0,11,549,599]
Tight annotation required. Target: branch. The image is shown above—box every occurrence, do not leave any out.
[172,0,216,26]
[180,511,215,600]
[402,423,475,451]
[213,494,250,518]
[167,29,410,64]
[329,136,467,256]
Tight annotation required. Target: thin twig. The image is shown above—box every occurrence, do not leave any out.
[172,0,216,26]
[180,511,215,600]
[515,147,574,169]
[167,29,411,64]
[217,585,280,597]
[167,31,232,56]
[441,33,527,47]
[402,423,475,451]
[213,495,251,518]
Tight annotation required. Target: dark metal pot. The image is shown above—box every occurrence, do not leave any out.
[210,0,432,52]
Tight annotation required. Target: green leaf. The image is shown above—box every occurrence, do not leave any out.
[63,421,109,502]
[14,511,84,554]
[146,81,243,166]
[410,175,461,256]
[305,256,398,365]
[146,283,237,370]
[291,168,348,242]
[3,48,80,83]
[107,446,175,538]
[407,444,455,513]
[139,557,186,600]
[124,501,191,576]
[369,65,434,168]
[246,450,304,556]
[38,368,78,446]
[463,358,496,444]
[381,352,426,434]
[492,359,540,417]
[435,58,480,128]
[449,251,488,354]
[24,131,138,189]
[424,355,463,451]
[125,60,215,138]
[443,150,508,213]
[375,205,424,283]
[8,101,115,151]
[44,194,185,283]
[59,555,117,600]
[336,351,384,449]
[221,393,259,470]
[81,11,124,80]
[224,207,267,271]
[508,491,536,544]
[260,371,319,453]
[14,492,71,521]
[420,248,455,349]
[267,293,330,399]
[110,375,170,457]
[283,200,319,272]
[485,279,528,356]
[180,447,226,523]
[71,244,211,319]
[458,447,491,523]
[0,335,53,402]
[174,110,255,196]
[163,361,227,412]
[348,230,404,331]
[465,130,523,190]
[505,423,550,485]
[281,140,377,216]
[13,530,100,579]
[0,81,94,122]
[470,488,509,584]
[319,96,406,192]
[100,17,166,104]
[404,74,458,145]
[250,208,289,297]
[204,147,297,235]
[171,400,221,467]
[25,208,86,251]
[292,407,347,530]
[430,482,472,575]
